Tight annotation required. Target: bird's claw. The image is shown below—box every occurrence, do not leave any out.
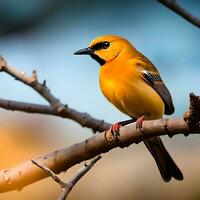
[110,123,122,138]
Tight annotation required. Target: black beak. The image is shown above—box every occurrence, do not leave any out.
[74,47,94,55]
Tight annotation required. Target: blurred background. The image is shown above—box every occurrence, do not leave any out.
[0,0,200,199]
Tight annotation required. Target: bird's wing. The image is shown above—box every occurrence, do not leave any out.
[133,56,174,115]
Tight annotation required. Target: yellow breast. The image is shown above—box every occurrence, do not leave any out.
[99,62,164,120]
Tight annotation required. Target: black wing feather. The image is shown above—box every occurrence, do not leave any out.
[142,70,174,115]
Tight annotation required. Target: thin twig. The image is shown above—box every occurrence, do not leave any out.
[32,156,102,200]
[58,156,102,200]
[158,0,200,28]
[31,160,66,188]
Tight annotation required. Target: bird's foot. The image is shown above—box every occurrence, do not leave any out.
[110,122,122,138]
[110,118,136,138]
[109,122,125,148]
[107,119,136,148]
[136,115,145,129]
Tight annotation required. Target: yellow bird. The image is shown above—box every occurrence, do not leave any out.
[74,35,183,182]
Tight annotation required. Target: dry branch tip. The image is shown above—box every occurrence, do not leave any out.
[158,0,200,28]
[184,93,200,131]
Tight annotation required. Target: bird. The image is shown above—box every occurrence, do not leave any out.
[74,35,183,182]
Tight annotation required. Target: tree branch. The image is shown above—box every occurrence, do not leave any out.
[158,0,200,28]
[32,156,101,200]
[0,116,199,193]
[0,56,109,133]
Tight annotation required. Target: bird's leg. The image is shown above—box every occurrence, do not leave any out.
[118,118,137,126]
[136,115,145,129]
[110,118,137,138]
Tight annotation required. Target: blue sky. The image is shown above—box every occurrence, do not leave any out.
[0,0,199,123]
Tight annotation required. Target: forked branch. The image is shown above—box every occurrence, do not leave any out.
[32,156,101,200]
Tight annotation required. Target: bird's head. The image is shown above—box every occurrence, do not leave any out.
[74,35,134,66]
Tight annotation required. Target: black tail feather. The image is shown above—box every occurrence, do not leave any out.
[144,136,183,182]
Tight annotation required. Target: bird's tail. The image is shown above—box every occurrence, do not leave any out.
[144,136,183,182]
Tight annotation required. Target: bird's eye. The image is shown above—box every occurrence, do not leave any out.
[102,41,110,49]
